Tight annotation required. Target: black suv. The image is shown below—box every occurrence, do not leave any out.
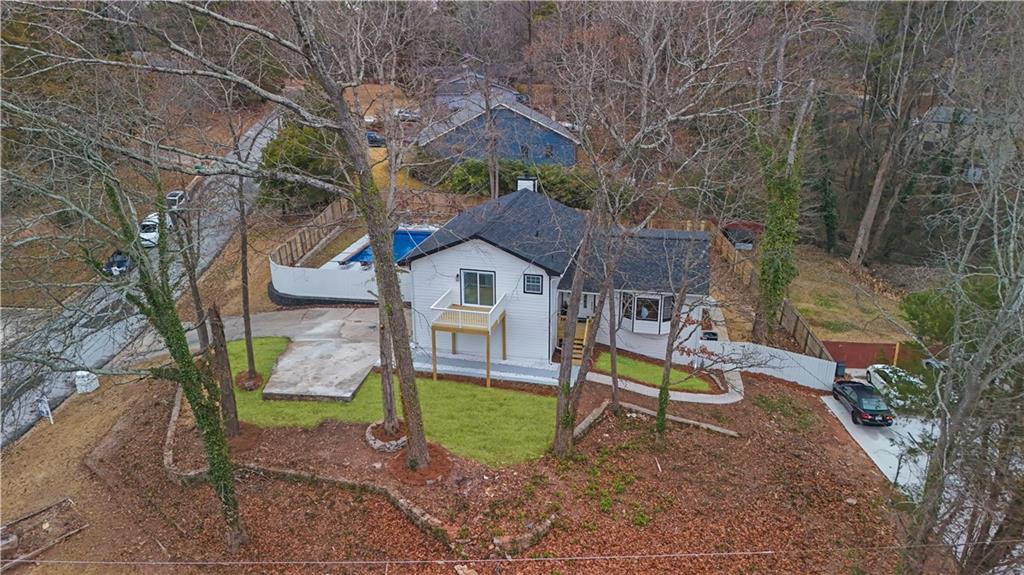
[832,380,895,426]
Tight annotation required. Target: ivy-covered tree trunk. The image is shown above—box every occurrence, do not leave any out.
[608,291,621,414]
[106,187,247,548]
[656,293,690,437]
[752,81,814,343]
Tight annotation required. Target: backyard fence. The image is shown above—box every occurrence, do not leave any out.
[779,299,835,362]
[393,190,486,222]
[270,199,351,267]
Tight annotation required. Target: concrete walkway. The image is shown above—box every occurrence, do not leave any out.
[586,371,743,404]
[594,300,744,404]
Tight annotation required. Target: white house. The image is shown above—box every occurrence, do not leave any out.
[399,190,712,386]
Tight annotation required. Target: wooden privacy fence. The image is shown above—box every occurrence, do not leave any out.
[779,299,835,361]
[270,198,351,267]
[393,189,486,222]
[657,219,757,290]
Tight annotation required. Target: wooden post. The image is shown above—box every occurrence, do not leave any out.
[208,304,240,437]
[499,313,507,358]
[485,332,491,388]
[431,327,437,380]
[893,341,901,365]
[451,332,457,355]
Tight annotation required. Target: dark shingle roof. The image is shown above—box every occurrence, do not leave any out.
[400,190,585,275]
[416,100,579,146]
[557,229,711,295]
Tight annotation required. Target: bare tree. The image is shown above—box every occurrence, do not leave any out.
[903,158,1024,575]
[846,3,948,267]
[537,2,769,456]
[1,1,450,470]
[0,97,250,545]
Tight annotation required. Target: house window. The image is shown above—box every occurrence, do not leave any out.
[461,270,495,306]
[662,296,675,321]
[621,293,634,319]
[635,297,660,321]
[543,144,554,158]
[519,144,530,159]
[523,274,543,295]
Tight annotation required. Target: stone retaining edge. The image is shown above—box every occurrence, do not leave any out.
[573,400,609,440]
[365,421,408,453]
[161,388,557,555]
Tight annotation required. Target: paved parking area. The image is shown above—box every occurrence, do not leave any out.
[821,395,933,493]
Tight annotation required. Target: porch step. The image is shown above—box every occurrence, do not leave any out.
[572,319,591,365]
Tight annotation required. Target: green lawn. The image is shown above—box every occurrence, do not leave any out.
[592,352,710,392]
[226,337,555,467]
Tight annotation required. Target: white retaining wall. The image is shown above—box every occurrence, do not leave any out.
[700,341,837,391]
[269,260,413,303]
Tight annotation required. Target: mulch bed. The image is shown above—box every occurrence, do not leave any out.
[84,381,454,575]
[167,373,901,571]
[234,371,263,392]
[388,443,452,485]
[369,419,407,443]
[72,371,903,574]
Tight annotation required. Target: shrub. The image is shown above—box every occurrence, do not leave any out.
[441,159,597,208]
[258,123,345,212]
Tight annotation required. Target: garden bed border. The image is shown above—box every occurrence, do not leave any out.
[161,385,559,555]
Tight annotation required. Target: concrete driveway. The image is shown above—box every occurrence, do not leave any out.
[821,395,934,494]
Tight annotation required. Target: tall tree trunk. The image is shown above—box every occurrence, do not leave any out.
[178,214,210,350]
[656,296,686,436]
[363,197,430,468]
[553,214,614,455]
[208,304,240,437]
[235,173,256,379]
[552,214,596,457]
[868,178,906,262]
[482,73,500,200]
[290,4,431,469]
[608,290,620,414]
[848,131,898,267]
[769,32,788,134]
[378,305,399,435]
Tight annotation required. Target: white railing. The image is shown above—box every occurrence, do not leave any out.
[430,289,507,331]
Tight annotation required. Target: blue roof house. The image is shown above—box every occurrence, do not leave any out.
[416,99,579,167]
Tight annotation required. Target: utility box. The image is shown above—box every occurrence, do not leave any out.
[74,371,99,394]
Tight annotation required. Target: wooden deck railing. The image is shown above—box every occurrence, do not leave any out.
[270,199,351,267]
[429,289,506,332]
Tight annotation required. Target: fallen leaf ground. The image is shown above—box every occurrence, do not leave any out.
[2,363,903,574]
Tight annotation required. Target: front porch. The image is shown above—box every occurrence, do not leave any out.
[428,289,509,386]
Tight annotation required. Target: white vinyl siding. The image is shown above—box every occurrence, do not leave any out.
[409,239,553,362]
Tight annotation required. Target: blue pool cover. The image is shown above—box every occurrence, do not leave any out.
[347,229,432,263]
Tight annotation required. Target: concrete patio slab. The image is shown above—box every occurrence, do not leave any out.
[263,339,378,402]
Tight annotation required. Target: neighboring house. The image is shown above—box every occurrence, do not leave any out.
[434,70,525,110]
[416,99,579,166]
[399,189,710,385]
[917,105,1024,183]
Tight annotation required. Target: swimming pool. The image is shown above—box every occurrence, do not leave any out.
[346,229,432,263]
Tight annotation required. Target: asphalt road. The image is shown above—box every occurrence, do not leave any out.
[1,111,281,446]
